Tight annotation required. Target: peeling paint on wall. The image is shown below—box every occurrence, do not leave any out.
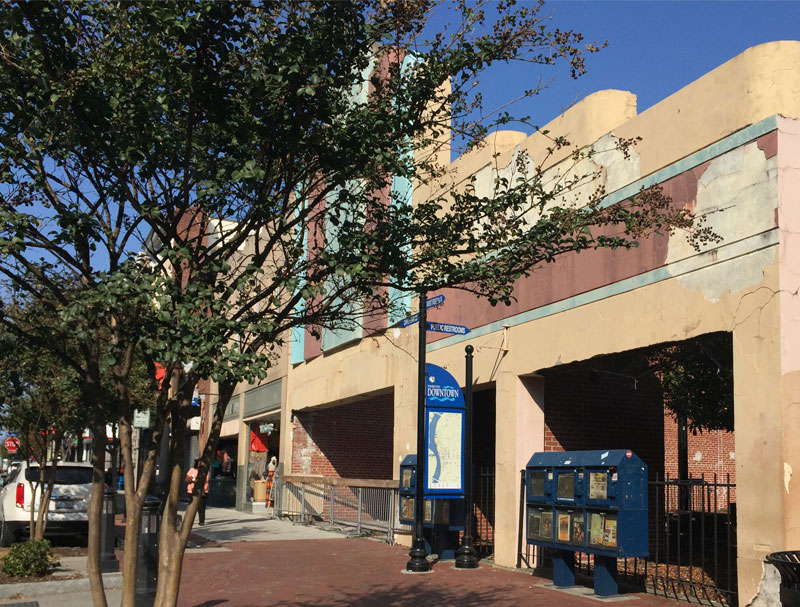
[592,133,642,193]
[668,142,778,301]
[785,462,793,494]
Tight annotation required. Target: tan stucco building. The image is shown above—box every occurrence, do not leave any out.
[284,41,800,606]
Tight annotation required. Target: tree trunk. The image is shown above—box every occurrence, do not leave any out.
[153,383,233,607]
[154,409,187,607]
[35,435,62,540]
[87,423,108,607]
[119,415,162,607]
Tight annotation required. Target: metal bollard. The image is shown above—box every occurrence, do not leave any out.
[100,488,119,572]
[135,497,160,607]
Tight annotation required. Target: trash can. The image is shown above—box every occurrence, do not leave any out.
[253,479,267,502]
[766,551,800,607]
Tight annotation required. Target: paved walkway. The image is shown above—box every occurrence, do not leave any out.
[1,507,699,607]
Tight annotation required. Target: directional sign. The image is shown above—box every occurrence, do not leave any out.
[427,322,470,335]
[425,294,445,309]
[398,295,446,328]
[4,436,20,454]
[400,312,419,328]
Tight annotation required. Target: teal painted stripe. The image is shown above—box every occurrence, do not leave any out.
[601,116,777,208]
[290,299,306,365]
[321,186,363,351]
[388,54,420,326]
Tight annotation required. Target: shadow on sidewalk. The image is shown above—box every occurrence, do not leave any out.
[189,583,510,607]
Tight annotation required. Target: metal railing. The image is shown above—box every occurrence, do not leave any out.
[518,472,737,605]
[474,465,495,557]
[272,474,397,543]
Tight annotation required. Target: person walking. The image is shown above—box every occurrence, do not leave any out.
[185,459,210,526]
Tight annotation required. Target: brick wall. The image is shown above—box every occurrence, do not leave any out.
[663,411,736,483]
[541,360,736,507]
[542,363,666,482]
[292,393,394,479]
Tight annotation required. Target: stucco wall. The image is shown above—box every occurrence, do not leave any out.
[285,42,800,606]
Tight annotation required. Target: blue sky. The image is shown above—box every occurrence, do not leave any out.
[466,0,800,136]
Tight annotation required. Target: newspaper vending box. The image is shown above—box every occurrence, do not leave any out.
[398,455,465,559]
[525,449,648,596]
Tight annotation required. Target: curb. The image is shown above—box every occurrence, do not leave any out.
[0,572,122,599]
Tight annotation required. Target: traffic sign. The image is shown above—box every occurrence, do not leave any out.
[427,322,470,335]
[4,436,20,454]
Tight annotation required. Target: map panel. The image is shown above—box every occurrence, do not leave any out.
[425,409,464,493]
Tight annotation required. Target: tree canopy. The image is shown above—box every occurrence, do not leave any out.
[0,2,715,606]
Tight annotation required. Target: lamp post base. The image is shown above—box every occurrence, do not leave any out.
[454,541,479,569]
[406,540,431,572]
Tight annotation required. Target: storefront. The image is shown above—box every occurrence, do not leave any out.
[237,379,283,510]
[208,395,240,508]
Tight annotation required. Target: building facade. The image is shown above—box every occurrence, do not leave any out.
[285,41,800,606]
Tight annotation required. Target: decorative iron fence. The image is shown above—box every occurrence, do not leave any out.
[272,474,397,543]
[474,465,495,557]
[518,472,737,605]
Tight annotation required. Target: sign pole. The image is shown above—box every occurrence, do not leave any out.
[456,344,479,568]
[407,290,431,572]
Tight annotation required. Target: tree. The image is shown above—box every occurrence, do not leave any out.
[652,332,734,434]
[0,2,716,606]
[0,298,90,542]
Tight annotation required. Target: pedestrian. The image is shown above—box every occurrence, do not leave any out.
[185,459,210,526]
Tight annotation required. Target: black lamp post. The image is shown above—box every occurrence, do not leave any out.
[135,496,160,607]
[455,344,479,568]
[100,488,119,572]
[406,291,431,572]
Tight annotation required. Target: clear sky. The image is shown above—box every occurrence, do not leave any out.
[469,0,800,137]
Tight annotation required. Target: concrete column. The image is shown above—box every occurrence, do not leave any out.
[493,372,545,568]
[236,419,248,510]
[391,336,418,547]
[731,282,784,606]
[777,117,800,553]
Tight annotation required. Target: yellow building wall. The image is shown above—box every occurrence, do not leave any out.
[285,41,800,606]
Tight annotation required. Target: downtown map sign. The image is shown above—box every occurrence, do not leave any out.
[423,363,465,498]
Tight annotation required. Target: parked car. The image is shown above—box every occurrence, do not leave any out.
[0,460,93,546]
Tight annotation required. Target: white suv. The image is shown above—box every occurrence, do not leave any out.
[0,460,93,546]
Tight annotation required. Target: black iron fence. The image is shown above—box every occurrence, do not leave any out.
[518,473,737,605]
[474,465,495,557]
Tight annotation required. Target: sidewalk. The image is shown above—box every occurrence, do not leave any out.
[1,507,699,607]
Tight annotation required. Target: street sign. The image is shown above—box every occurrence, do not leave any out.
[398,295,446,328]
[400,313,419,328]
[4,436,20,454]
[425,294,445,309]
[427,321,470,335]
[133,410,152,429]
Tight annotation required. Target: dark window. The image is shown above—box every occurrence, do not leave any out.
[25,467,93,485]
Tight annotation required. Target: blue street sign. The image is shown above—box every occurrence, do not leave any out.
[427,321,470,335]
[425,294,445,309]
[400,313,419,328]
[398,295,446,328]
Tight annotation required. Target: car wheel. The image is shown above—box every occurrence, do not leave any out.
[0,520,14,547]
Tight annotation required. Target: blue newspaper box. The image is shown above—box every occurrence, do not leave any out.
[398,455,465,558]
[398,455,418,525]
[525,449,648,596]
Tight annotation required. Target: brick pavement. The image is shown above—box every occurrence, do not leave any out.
[177,538,698,607]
